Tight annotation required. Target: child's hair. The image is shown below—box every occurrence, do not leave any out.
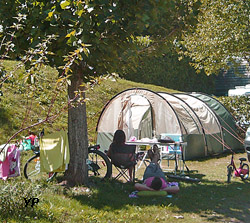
[151,177,162,190]
[113,130,126,145]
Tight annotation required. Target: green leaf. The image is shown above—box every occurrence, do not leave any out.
[60,0,70,10]
[47,11,54,18]
[66,30,76,38]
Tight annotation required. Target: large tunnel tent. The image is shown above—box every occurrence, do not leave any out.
[96,88,185,153]
[158,92,208,159]
[96,88,242,160]
[174,93,225,156]
[191,92,243,150]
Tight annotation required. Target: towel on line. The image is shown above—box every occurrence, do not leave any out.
[40,130,70,172]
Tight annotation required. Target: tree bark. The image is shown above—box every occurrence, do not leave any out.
[64,68,89,186]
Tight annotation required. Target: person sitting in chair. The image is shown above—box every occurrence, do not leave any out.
[107,130,134,181]
[135,144,179,194]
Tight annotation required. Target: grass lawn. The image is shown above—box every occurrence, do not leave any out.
[1,151,249,223]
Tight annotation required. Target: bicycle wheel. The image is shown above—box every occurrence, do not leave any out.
[240,163,249,181]
[227,165,233,183]
[88,149,112,179]
[24,155,56,181]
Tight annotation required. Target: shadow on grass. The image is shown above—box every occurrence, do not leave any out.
[70,176,250,222]
[175,178,250,222]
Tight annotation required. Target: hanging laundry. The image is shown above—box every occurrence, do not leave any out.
[8,145,21,178]
[20,139,32,151]
[26,133,37,145]
[0,144,10,162]
[40,130,70,173]
[19,133,39,151]
[0,144,20,180]
[0,144,9,180]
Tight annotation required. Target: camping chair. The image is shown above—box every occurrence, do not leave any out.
[158,134,183,174]
[108,144,137,183]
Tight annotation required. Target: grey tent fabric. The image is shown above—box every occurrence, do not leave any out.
[174,93,224,156]
[96,88,243,160]
[159,92,208,159]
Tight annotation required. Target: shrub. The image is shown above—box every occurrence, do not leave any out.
[218,96,250,130]
[0,181,44,220]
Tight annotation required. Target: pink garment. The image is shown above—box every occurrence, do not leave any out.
[144,176,167,189]
[0,145,20,180]
[0,155,9,180]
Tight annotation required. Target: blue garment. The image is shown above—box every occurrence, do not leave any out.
[143,163,167,182]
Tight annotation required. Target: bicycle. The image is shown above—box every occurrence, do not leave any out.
[227,151,249,183]
[24,144,112,181]
[87,144,112,179]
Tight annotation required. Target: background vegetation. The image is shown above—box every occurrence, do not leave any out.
[0,60,68,144]
[218,96,250,130]
[121,51,216,94]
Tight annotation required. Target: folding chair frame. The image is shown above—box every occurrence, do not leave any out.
[108,144,137,183]
[112,163,136,183]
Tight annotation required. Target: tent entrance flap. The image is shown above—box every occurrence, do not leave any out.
[117,94,154,140]
[138,107,153,139]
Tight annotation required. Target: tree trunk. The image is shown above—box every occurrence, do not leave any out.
[64,69,89,186]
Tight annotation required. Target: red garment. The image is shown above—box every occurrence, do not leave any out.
[26,134,36,145]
